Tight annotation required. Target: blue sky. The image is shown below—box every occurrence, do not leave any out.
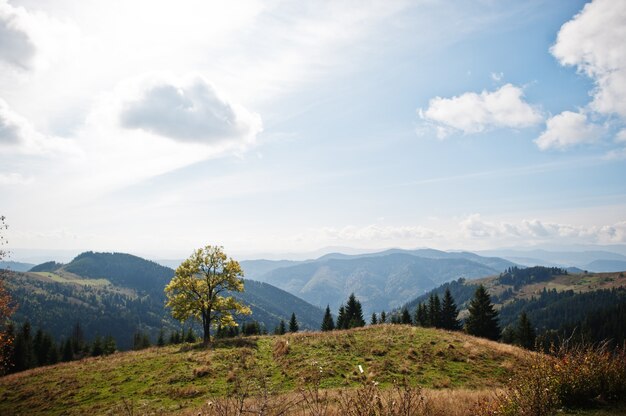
[0,0,625,259]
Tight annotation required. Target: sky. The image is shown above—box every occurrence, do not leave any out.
[1,0,626,260]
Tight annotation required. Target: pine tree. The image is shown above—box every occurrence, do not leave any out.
[336,305,347,330]
[370,312,378,325]
[103,335,116,355]
[61,338,73,362]
[91,336,104,357]
[275,319,286,335]
[289,313,299,333]
[415,303,428,327]
[440,288,461,330]
[515,312,536,350]
[401,308,412,325]
[465,285,500,341]
[345,293,365,328]
[380,311,386,324]
[321,305,335,331]
[157,329,165,347]
[427,293,442,328]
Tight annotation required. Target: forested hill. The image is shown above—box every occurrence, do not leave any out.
[61,251,174,293]
[6,252,323,350]
[403,266,626,345]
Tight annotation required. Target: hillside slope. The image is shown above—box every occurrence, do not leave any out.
[6,252,323,349]
[0,325,529,415]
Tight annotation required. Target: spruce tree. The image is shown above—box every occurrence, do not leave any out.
[515,312,536,350]
[62,339,73,362]
[380,311,386,324]
[370,312,378,325]
[415,303,428,327]
[321,305,335,331]
[401,308,412,325]
[157,329,165,347]
[465,285,500,341]
[289,313,299,333]
[440,288,461,330]
[275,319,286,335]
[345,293,366,328]
[336,305,347,329]
[428,293,442,328]
[103,335,116,355]
[91,336,104,357]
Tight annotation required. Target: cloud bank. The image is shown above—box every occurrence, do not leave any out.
[419,84,542,138]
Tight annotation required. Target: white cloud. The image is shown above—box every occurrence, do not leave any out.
[551,0,626,119]
[118,76,262,145]
[535,110,603,150]
[0,97,76,154]
[419,83,542,138]
[460,214,626,245]
[616,129,626,143]
[0,1,36,70]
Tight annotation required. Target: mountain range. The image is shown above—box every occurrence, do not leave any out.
[240,248,516,314]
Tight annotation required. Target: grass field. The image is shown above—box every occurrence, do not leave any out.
[1,324,624,415]
[0,325,529,415]
[31,271,111,286]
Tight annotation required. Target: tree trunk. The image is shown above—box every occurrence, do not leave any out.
[203,309,211,345]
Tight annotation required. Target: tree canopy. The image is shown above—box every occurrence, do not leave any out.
[164,245,251,344]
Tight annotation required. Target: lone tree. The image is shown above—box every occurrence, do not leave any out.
[165,245,251,345]
[465,285,500,341]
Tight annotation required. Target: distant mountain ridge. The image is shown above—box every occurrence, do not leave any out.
[244,248,517,314]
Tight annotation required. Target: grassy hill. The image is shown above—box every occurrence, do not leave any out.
[0,325,529,415]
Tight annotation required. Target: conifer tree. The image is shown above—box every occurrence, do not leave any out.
[289,313,299,333]
[415,303,428,327]
[275,319,286,335]
[321,305,335,331]
[336,305,347,329]
[440,288,461,330]
[345,293,365,328]
[91,336,104,357]
[62,338,73,362]
[380,311,386,324]
[157,329,165,347]
[427,293,442,328]
[465,285,500,341]
[515,312,536,350]
[401,308,412,325]
[103,335,116,355]
[370,312,378,325]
